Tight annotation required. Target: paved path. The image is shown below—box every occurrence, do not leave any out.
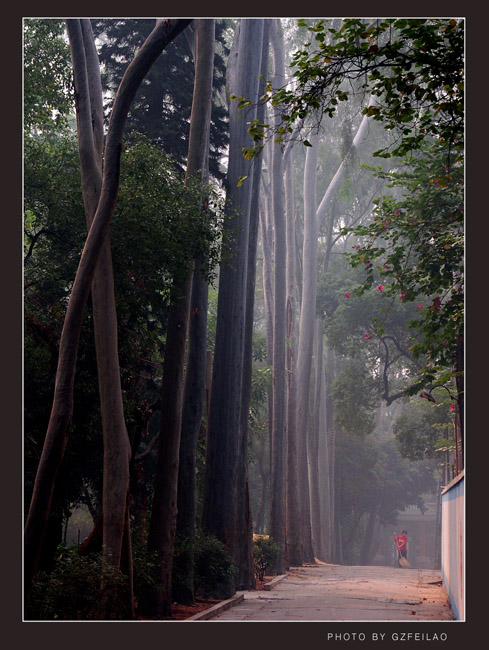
[211,564,453,621]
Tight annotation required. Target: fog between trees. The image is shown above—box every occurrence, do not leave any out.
[24,17,463,619]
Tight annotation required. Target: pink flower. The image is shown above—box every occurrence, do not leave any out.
[364,333,370,339]
[345,291,351,298]
[376,285,384,292]
[417,304,423,309]
[383,265,388,270]
[365,261,371,268]
[449,404,456,412]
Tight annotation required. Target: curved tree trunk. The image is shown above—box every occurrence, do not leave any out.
[66,19,134,616]
[24,18,191,606]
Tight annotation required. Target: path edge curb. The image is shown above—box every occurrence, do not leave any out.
[186,593,244,621]
[263,573,287,590]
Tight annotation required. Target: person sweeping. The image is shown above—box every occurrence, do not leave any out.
[394,530,410,567]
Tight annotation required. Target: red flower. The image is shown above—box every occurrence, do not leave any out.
[345,292,351,298]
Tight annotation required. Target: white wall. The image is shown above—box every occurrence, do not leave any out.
[441,471,464,620]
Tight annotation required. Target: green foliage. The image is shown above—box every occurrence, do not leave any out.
[318,253,421,406]
[24,131,225,522]
[130,544,164,613]
[27,548,129,620]
[336,431,437,563]
[393,400,454,461]
[331,360,380,437]
[192,532,238,599]
[342,141,463,394]
[92,19,229,180]
[253,536,280,580]
[23,19,73,133]
[247,19,463,160]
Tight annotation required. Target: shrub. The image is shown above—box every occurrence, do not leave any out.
[253,535,280,580]
[27,547,129,620]
[193,532,238,599]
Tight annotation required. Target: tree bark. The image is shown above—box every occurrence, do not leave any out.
[145,19,214,619]
[309,319,324,560]
[235,19,270,591]
[201,19,264,595]
[320,346,334,562]
[268,18,288,574]
[67,21,133,592]
[24,17,191,605]
[174,19,214,607]
[285,151,302,566]
[296,130,320,564]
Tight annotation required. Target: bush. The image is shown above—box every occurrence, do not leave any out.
[193,532,237,599]
[27,547,129,620]
[253,536,280,580]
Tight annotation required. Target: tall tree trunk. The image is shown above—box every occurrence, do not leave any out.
[259,192,274,504]
[269,18,287,574]
[309,319,324,560]
[320,345,334,562]
[67,18,133,583]
[24,18,191,605]
[296,130,320,564]
[145,19,215,619]
[201,19,264,595]
[360,511,380,565]
[174,21,214,607]
[285,152,302,566]
[236,19,270,590]
[66,20,133,616]
[327,349,339,563]
[315,96,376,227]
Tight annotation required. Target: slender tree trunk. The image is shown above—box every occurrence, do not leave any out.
[174,20,214,607]
[236,19,270,590]
[317,338,330,562]
[360,511,380,565]
[269,18,287,574]
[309,319,324,560]
[24,18,191,605]
[145,19,214,619]
[256,433,270,534]
[296,130,320,564]
[285,153,302,566]
[320,346,335,562]
[201,19,264,595]
[259,193,274,496]
[315,96,376,226]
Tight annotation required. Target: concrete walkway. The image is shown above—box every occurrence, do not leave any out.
[210,564,454,621]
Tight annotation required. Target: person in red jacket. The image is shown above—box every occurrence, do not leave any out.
[394,530,408,566]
